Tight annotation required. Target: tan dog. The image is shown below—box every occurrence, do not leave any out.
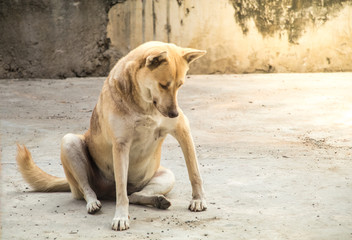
[16,41,207,231]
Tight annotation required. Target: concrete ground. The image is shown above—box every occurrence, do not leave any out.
[1,73,352,240]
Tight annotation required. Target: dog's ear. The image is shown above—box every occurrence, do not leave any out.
[146,51,168,68]
[182,48,206,64]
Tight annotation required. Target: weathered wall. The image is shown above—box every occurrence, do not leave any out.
[108,0,352,74]
[1,0,351,78]
[0,0,114,79]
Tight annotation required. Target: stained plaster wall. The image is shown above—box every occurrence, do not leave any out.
[107,0,352,74]
[1,0,351,78]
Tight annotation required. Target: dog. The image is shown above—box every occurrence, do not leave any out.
[16,41,207,231]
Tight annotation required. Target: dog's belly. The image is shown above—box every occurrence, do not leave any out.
[127,126,167,187]
[89,113,174,191]
[90,126,168,190]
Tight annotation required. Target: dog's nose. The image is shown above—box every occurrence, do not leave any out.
[168,110,179,118]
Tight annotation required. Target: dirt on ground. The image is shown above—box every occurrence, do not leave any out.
[1,73,352,240]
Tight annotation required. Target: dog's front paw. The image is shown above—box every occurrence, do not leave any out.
[189,199,207,212]
[111,217,130,231]
[87,200,102,214]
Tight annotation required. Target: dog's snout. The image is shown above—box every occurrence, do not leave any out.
[168,109,179,118]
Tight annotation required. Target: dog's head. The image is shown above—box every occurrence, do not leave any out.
[136,43,206,118]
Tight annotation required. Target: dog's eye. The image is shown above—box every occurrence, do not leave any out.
[159,83,168,90]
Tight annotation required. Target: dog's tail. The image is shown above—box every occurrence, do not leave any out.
[16,144,70,192]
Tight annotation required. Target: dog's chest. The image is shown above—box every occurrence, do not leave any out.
[133,115,169,143]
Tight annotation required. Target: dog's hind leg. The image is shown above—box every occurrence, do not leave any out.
[128,166,175,209]
[60,133,102,214]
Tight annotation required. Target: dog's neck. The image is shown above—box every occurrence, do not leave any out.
[126,59,161,117]
[112,78,156,117]
[129,81,156,116]
[108,56,161,117]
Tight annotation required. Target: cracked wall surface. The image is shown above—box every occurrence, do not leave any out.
[108,0,352,74]
[0,0,113,79]
[1,0,351,78]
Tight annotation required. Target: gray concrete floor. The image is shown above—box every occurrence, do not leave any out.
[1,73,352,240]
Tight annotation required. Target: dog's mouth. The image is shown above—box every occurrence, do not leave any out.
[153,100,178,118]
[153,100,168,117]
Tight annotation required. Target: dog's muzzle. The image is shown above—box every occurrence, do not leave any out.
[167,109,179,118]
[153,100,178,118]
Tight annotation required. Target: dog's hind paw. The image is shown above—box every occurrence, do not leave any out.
[111,217,130,231]
[87,200,102,214]
[189,199,207,212]
[153,195,171,209]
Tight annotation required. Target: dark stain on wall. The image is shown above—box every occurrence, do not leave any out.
[0,0,121,79]
[229,0,350,43]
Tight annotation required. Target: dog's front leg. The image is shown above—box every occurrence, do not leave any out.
[111,141,131,231]
[172,115,207,212]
